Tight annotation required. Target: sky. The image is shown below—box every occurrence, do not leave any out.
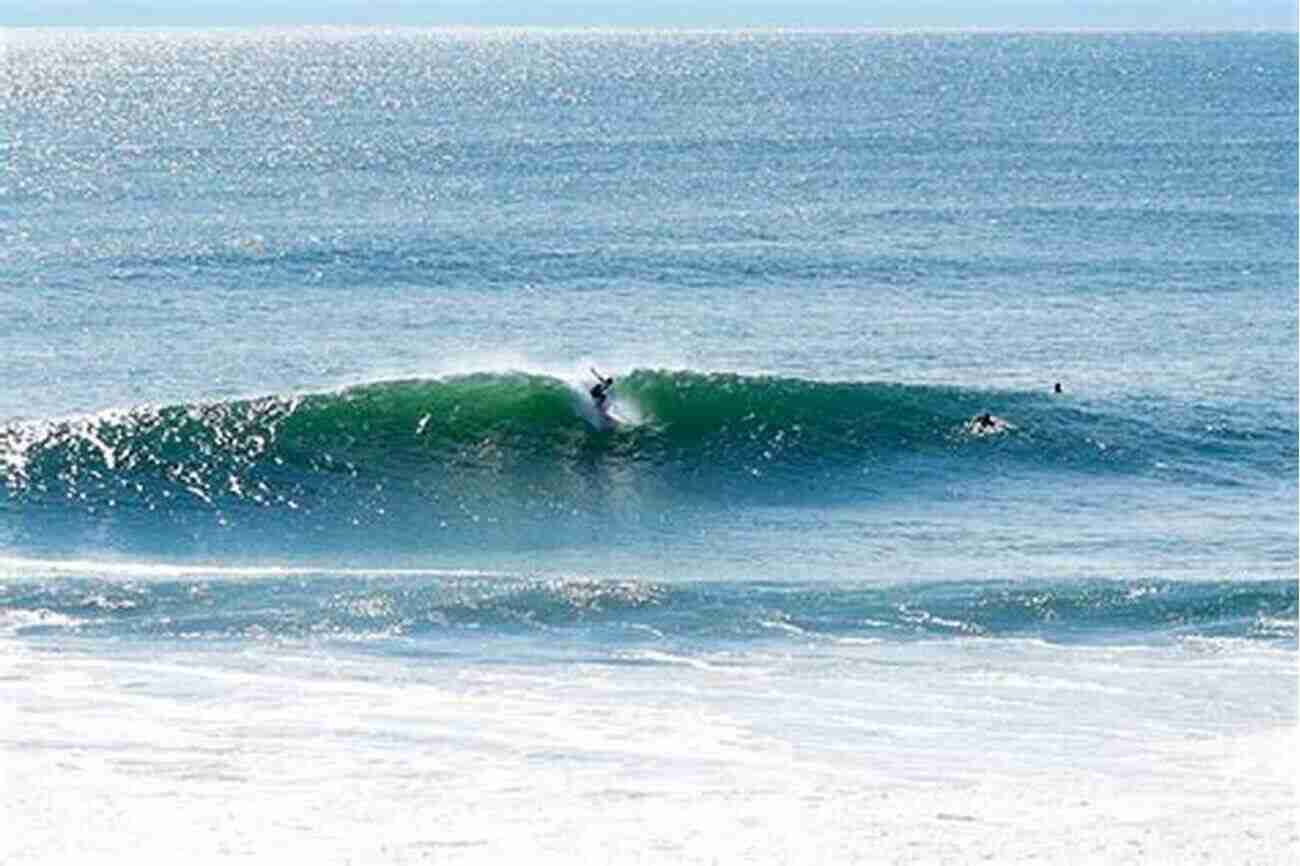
[5,1,1298,30]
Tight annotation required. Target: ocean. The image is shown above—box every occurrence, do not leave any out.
[1,27,1296,864]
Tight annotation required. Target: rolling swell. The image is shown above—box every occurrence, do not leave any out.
[2,572,1294,647]
[0,369,1283,557]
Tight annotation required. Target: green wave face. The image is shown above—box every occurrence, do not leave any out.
[1,370,1289,560]
[0,370,1062,497]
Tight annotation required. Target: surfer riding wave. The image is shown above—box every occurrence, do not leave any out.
[589,368,614,410]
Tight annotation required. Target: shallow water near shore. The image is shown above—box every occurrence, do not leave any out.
[2,27,1296,864]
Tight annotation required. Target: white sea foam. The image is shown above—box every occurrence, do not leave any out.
[2,635,1293,865]
[2,26,1297,866]
[0,555,508,581]
[0,608,84,635]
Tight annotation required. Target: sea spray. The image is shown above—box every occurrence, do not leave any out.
[3,370,1290,554]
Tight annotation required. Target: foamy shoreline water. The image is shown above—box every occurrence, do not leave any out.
[3,27,1295,864]
[3,634,1294,864]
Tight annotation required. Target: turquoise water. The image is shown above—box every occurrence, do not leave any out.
[3,30,1297,587]
[2,369,1297,587]
[1,28,1296,864]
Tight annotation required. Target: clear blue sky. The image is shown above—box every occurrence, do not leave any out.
[6,1,1297,29]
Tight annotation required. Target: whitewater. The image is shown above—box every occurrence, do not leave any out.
[2,27,1296,864]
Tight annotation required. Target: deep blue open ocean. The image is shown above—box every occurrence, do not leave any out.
[2,28,1297,864]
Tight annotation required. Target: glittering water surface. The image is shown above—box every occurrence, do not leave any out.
[1,28,1296,865]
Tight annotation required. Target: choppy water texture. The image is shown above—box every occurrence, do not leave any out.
[3,568,1294,646]
[1,369,1295,579]
[0,28,1296,866]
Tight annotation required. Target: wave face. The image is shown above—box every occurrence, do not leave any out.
[0,370,1292,560]
[1,572,1294,647]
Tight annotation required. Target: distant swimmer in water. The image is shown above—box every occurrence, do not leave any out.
[1053,382,1063,394]
[589,368,614,410]
[974,412,998,430]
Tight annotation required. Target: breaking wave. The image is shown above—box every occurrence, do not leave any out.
[1,369,1291,558]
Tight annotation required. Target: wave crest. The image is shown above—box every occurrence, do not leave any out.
[1,369,1284,557]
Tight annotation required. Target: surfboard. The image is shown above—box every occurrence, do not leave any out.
[964,414,1012,437]
[571,377,632,430]
[595,404,625,429]
[572,391,623,430]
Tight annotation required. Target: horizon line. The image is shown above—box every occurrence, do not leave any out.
[4,23,1297,34]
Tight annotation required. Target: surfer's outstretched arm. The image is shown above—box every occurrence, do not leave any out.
[588,368,612,407]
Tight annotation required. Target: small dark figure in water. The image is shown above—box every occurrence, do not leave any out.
[974,412,997,429]
[589,368,614,409]
[1053,382,1063,394]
